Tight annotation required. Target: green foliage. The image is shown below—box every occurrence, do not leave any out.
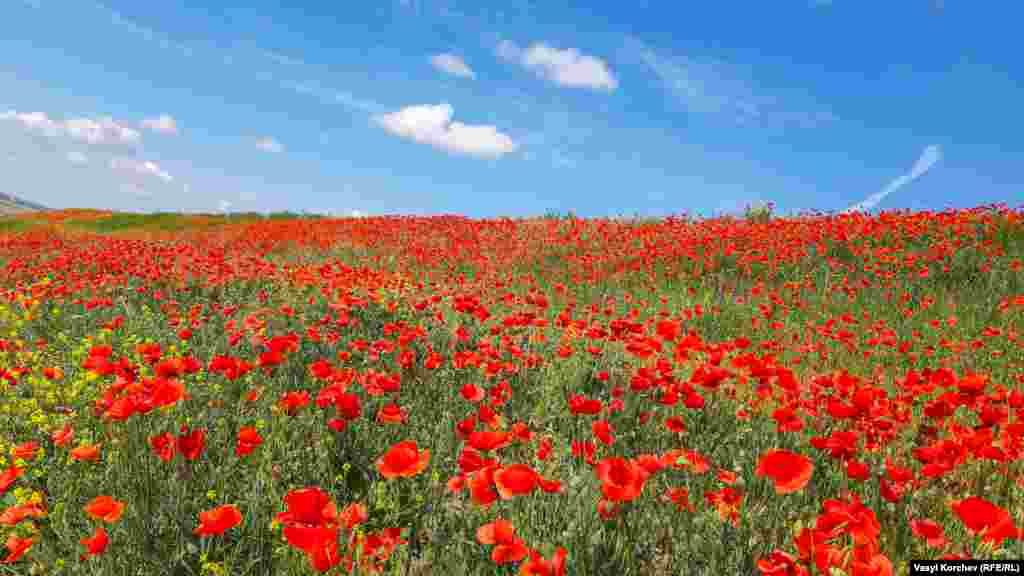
[743,201,774,224]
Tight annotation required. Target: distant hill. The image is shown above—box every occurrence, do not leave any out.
[0,192,48,214]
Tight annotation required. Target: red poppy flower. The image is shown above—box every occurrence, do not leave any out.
[278,390,310,415]
[665,487,694,512]
[952,497,1021,545]
[283,525,341,573]
[80,526,109,559]
[845,460,871,482]
[235,426,263,457]
[467,430,513,452]
[476,519,529,565]
[376,441,430,479]
[468,467,499,508]
[0,466,23,496]
[594,458,649,503]
[757,550,806,576]
[910,518,948,548]
[520,547,567,576]
[277,487,339,528]
[149,432,176,462]
[376,403,406,424]
[11,442,38,461]
[150,378,186,407]
[177,427,206,461]
[71,444,101,462]
[494,464,539,500]
[51,424,74,447]
[536,437,553,461]
[756,450,814,494]
[664,416,686,433]
[591,420,614,446]
[84,496,126,523]
[665,448,710,474]
[0,502,46,525]
[568,395,602,415]
[334,393,362,420]
[705,487,744,526]
[194,504,243,536]
[339,502,368,531]
[461,383,485,403]
[1,534,33,564]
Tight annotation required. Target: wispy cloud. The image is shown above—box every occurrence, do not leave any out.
[83,1,384,117]
[2,110,142,145]
[1,111,63,137]
[282,81,384,114]
[373,103,518,159]
[843,145,943,213]
[255,137,284,153]
[66,151,88,165]
[110,157,173,183]
[497,40,618,92]
[430,53,475,79]
[141,114,178,135]
[628,37,837,128]
[65,117,141,145]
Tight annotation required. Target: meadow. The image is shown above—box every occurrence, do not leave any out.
[0,205,1022,575]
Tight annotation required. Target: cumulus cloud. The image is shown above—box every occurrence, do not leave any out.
[497,41,617,91]
[843,145,942,213]
[66,151,88,165]
[430,53,475,78]
[256,137,284,153]
[373,103,518,159]
[110,157,173,183]
[141,114,178,135]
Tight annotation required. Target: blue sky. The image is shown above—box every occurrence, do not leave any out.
[1,0,1021,218]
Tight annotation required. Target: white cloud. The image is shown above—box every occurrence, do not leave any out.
[1,110,63,137]
[141,114,178,135]
[373,103,518,159]
[498,41,617,91]
[843,145,942,213]
[3,110,142,145]
[255,137,284,153]
[64,117,141,145]
[430,53,475,78]
[110,157,173,183]
[218,199,232,213]
[66,151,88,165]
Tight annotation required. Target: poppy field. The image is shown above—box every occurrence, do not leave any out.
[0,205,1023,575]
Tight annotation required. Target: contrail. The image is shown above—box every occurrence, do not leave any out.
[843,145,942,213]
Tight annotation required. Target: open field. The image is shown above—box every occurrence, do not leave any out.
[0,206,1023,575]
